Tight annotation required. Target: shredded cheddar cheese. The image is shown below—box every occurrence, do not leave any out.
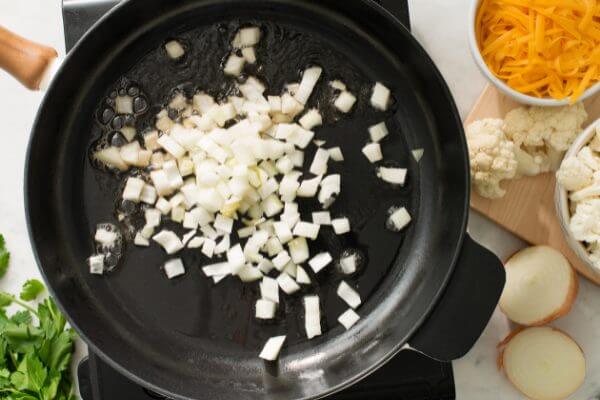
[476,0,600,103]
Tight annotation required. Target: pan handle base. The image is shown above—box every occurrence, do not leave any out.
[409,234,506,362]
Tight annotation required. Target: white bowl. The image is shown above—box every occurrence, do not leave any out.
[468,0,600,107]
[555,120,600,275]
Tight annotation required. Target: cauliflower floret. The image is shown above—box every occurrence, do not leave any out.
[504,103,587,152]
[588,124,600,152]
[466,119,518,199]
[569,199,600,243]
[556,156,593,191]
[577,146,600,171]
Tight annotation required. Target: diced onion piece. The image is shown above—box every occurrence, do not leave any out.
[116,95,133,114]
[377,167,407,186]
[165,40,185,59]
[224,54,245,76]
[258,178,279,199]
[163,160,184,189]
[239,27,261,47]
[121,177,145,203]
[272,250,292,271]
[95,228,117,245]
[318,174,341,208]
[310,148,330,176]
[164,258,186,279]
[187,237,205,249]
[388,207,411,231]
[151,170,174,197]
[334,91,356,113]
[295,67,323,105]
[499,246,578,326]
[256,299,277,319]
[238,264,263,282]
[412,148,424,162]
[340,254,357,274]
[362,143,383,163]
[296,266,311,285]
[120,141,141,165]
[265,237,284,257]
[258,258,274,274]
[120,126,136,142]
[213,275,227,284]
[140,185,157,205]
[293,222,320,240]
[242,47,256,64]
[332,218,350,234]
[337,281,361,309]
[88,255,105,275]
[328,147,344,162]
[312,211,331,225]
[153,230,184,255]
[238,226,256,239]
[145,208,162,228]
[193,91,216,113]
[261,276,280,303]
[140,225,155,240]
[330,80,347,91]
[202,262,230,277]
[214,235,230,254]
[134,233,150,247]
[304,296,322,339]
[227,244,246,275]
[262,194,284,217]
[273,221,293,244]
[182,230,196,246]
[313,140,326,147]
[144,131,160,151]
[499,327,585,400]
[288,237,309,264]
[259,336,286,361]
[370,82,391,111]
[297,175,323,198]
[281,93,304,116]
[158,134,186,159]
[277,273,300,294]
[214,214,234,234]
[369,122,389,142]
[299,109,323,130]
[95,147,128,171]
[171,206,185,223]
[155,198,172,215]
[201,238,217,257]
[309,252,332,273]
[279,172,301,202]
[338,309,360,330]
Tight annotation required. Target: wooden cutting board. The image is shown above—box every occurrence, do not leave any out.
[467,85,600,285]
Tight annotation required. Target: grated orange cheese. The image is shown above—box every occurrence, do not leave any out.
[476,0,600,103]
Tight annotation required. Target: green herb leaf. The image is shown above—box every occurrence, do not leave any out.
[0,293,13,308]
[0,235,9,279]
[9,312,31,326]
[19,280,45,302]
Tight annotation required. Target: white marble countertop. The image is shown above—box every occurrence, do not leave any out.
[0,1,598,399]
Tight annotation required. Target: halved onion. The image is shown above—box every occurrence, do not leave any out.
[499,246,578,326]
[499,327,585,400]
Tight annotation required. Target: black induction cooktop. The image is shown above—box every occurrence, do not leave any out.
[63,1,455,399]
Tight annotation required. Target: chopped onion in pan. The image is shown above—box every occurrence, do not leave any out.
[377,167,407,186]
[227,244,246,274]
[145,208,161,228]
[312,211,331,225]
[94,147,128,171]
[370,82,390,111]
[362,143,383,163]
[297,175,322,198]
[369,122,389,142]
[134,233,150,247]
[309,252,332,273]
[187,237,205,249]
[165,40,185,59]
[202,262,230,277]
[259,336,286,361]
[296,266,311,285]
[238,264,263,282]
[224,54,245,76]
[140,185,157,205]
[273,221,293,244]
[299,109,323,130]
[330,80,347,91]
[332,218,350,235]
[122,177,145,202]
[181,230,196,246]
[214,235,230,255]
[157,135,186,159]
[163,258,186,279]
[412,148,424,162]
[310,148,330,176]
[277,273,300,294]
[88,255,105,275]
[288,237,309,264]
[295,67,323,105]
[272,250,292,271]
[256,299,277,319]
[153,230,184,255]
[261,276,280,304]
[338,309,360,330]
[387,207,412,232]
[293,222,320,240]
[242,47,256,64]
[328,147,344,162]
[339,254,357,275]
[201,238,217,258]
[337,281,361,309]
[304,296,322,339]
[116,95,133,114]
[334,91,357,113]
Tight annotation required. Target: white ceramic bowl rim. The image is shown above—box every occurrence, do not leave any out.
[555,120,600,275]
[468,0,600,107]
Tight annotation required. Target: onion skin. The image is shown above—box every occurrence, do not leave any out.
[499,247,579,326]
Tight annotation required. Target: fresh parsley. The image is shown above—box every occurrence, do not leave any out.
[19,281,45,302]
[0,235,10,279]
[0,281,76,400]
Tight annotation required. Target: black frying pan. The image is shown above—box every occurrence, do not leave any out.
[4,0,505,399]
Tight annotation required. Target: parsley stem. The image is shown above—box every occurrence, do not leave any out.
[9,296,39,316]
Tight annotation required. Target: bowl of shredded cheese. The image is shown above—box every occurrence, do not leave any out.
[469,0,600,106]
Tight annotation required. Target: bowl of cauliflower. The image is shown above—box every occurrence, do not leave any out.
[556,119,600,274]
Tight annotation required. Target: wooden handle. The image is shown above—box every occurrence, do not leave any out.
[0,26,58,90]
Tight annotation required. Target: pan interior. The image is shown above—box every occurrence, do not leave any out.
[26,1,468,399]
